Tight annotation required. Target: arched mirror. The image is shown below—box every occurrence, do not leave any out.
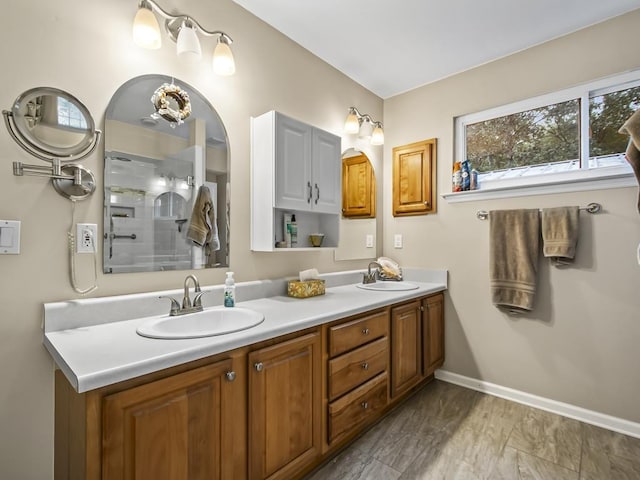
[104,75,229,273]
[334,148,378,261]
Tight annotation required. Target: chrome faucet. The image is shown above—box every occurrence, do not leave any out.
[363,261,382,284]
[160,274,207,316]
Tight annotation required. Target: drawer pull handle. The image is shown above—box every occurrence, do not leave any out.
[361,401,369,409]
[361,362,369,370]
[225,371,236,381]
[362,328,370,335]
[254,362,264,372]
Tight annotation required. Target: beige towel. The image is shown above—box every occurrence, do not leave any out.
[187,186,218,254]
[618,109,640,213]
[541,206,579,266]
[490,209,540,312]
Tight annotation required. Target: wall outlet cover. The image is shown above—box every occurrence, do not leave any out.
[77,223,98,253]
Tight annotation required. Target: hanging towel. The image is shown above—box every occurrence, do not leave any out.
[187,186,220,255]
[490,209,540,313]
[619,109,640,213]
[541,206,579,266]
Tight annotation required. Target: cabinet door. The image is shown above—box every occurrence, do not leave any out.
[422,293,445,376]
[342,153,375,218]
[392,138,437,216]
[249,332,322,480]
[275,113,313,211]
[102,359,234,480]
[311,128,341,214]
[390,300,423,398]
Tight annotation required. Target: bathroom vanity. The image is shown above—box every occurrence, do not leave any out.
[46,270,446,480]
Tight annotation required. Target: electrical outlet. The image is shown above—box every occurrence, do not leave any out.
[76,223,98,253]
[394,234,403,249]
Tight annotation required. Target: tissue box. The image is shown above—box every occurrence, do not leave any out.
[287,279,326,298]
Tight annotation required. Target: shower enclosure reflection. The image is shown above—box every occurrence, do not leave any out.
[104,75,229,273]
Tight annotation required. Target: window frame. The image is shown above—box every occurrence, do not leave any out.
[446,70,640,203]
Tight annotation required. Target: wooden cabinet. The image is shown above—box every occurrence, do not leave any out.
[390,293,445,398]
[390,300,423,398]
[342,153,375,218]
[251,111,341,251]
[55,353,246,480]
[392,138,437,216]
[326,309,389,446]
[102,359,234,480]
[248,331,322,480]
[422,293,445,376]
[55,293,444,480]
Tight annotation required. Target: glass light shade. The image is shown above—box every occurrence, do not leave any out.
[176,24,202,61]
[371,125,384,145]
[213,38,236,75]
[132,7,161,49]
[344,112,360,134]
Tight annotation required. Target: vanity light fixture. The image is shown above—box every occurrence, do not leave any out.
[132,0,236,75]
[344,107,384,145]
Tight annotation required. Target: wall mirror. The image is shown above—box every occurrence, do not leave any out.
[334,148,378,261]
[104,74,229,273]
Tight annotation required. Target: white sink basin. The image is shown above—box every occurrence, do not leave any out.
[137,307,264,339]
[356,281,419,291]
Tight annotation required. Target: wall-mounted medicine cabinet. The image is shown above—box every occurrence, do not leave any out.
[251,111,341,251]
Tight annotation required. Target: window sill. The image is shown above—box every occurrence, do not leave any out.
[442,167,636,203]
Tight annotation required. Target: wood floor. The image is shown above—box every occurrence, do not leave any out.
[306,380,640,479]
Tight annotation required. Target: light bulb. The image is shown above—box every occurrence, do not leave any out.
[132,6,161,49]
[371,124,384,145]
[213,37,236,75]
[176,22,202,61]
[344,110,360,134]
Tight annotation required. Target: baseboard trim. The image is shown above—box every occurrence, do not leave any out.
[435,369,640,439]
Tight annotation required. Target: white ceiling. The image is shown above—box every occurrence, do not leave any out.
[232,0,640,99]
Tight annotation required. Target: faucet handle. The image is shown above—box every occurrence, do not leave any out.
[159,296,180,316]
[193,290,212,308]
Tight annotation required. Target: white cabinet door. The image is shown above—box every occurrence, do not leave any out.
[275,114,312,211]
[311,128,341,214]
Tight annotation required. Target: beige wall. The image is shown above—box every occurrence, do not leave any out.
[0,0,382,478]
[383,10,640,424]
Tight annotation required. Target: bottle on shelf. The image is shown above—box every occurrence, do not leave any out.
[290,214,298,247]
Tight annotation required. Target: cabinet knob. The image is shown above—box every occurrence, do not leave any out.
[424,201,430,207]
[307,181,312,203]
[362,327,370,335]
[225,371,236,382]
[361,401,369,409]
[314,183,320,205]
[254,362,264,372]
[361,362,369,371]
[420,305,424,312]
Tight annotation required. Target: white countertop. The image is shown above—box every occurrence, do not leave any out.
[44,269,447,393]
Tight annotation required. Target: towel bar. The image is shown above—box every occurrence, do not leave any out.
[476,202,602,220]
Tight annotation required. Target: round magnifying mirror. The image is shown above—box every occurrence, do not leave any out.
[9,87,97,161]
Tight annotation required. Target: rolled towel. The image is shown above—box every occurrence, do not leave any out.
[541,206,579,266]
[490,209,540,313]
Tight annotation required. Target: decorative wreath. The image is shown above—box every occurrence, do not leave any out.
[151,83,191,125]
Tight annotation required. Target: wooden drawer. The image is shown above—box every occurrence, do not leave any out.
[328,337,388,401]
[328,310,388,357]
[328,372,388,445]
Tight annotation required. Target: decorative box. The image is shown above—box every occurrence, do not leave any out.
[287,279,326,298]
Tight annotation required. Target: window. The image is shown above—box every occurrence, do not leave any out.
[57,97,87,129]
[452,71,640,200]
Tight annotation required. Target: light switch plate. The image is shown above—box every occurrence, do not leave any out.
[394,234,403,249]
[366,234,374,248]
[0,220,21,254]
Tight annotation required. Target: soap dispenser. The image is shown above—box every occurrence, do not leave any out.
[224,272,235,307]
